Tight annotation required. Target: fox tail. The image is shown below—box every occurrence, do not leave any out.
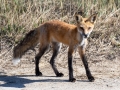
[13,29,40,65]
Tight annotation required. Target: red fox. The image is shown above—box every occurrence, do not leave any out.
[13,12,97,82]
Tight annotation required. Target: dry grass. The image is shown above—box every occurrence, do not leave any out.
[0,0,119,36]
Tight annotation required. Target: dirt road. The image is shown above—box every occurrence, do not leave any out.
[0,75,120,90]
[0,41,120,90]
[0,58,120,90]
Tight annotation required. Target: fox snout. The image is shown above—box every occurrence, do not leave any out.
[83,33,88,38]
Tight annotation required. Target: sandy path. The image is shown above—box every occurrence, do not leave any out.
[0,44,120,90]
[0,62,120,90]
[0,75,120,90]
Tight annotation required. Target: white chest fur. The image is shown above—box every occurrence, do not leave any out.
[80,37,85,46]
[77,31,86,46]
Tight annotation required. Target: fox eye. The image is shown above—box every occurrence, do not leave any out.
[80,27,84,31]
[88,27,91,30]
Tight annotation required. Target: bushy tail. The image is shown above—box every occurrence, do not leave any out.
[13,29,40,65]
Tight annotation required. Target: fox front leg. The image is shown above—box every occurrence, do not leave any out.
[78,46,95,82]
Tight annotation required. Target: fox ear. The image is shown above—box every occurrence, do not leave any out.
[75,14,83,23]
[88,12,98,23]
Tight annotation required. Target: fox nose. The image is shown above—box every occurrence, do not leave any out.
[83,34,88,38]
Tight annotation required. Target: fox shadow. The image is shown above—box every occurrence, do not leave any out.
[0,75,89,88]
[0,75,68,88]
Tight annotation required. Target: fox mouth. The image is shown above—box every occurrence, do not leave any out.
[82,33,88,38]
[82,31,92,38]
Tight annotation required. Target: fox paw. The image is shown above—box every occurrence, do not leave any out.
[69,78,76,82]
[88,76,95,82]
[57,73,64,77]
[36,71,42,76]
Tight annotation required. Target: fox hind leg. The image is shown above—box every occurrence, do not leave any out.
[35,44,49,76]
[68,47,76,82]
[50,42,64,77]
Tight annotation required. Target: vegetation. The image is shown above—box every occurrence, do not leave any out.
[0,0,120,50]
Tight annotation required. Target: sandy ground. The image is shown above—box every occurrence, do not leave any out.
[0,41,120,90]
[0,67,120,90]
[0,75,120,90]
[0,55,120,90]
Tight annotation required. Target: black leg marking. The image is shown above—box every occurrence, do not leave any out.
[50,43,64,77]
[68,49,76,82]
[35,45,48,76]
[81,55,94,82]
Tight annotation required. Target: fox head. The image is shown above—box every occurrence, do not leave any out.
[75,12,97,38]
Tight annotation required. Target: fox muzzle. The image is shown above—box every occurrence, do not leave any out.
[83,33,88,38]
